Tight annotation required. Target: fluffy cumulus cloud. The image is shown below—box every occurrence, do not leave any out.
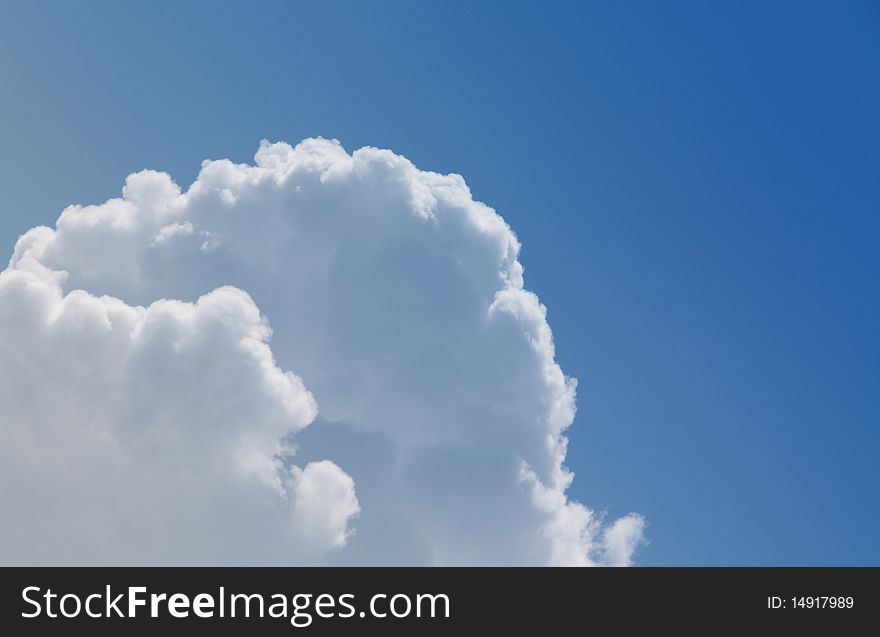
[1,138,644,565]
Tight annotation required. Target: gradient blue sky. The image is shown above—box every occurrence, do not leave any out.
[1,1,877,565]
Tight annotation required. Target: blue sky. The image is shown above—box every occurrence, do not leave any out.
[0,1,877,565]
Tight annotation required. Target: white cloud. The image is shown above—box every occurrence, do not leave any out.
[0,267,356,564]
[2,138,644,565]
[602,514,648,567]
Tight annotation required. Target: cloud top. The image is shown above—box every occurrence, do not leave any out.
[2,138,643,565]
